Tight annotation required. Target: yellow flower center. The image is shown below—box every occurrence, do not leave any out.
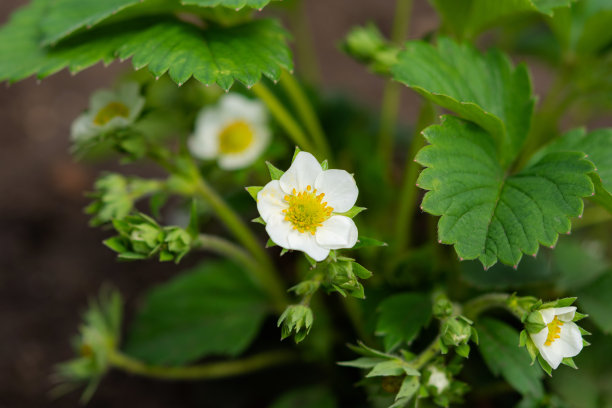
[93,101,130,125]
[218,120,254,154]
[283,185,333,235]
[544,316,564,346]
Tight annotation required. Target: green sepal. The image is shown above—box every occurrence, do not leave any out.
[251,217,266,225]
[320,159,329,171]
[561,357,578,369]
[266,239,277,248]
[573,312,588,322]
[291,146,302,163]
[352,236,388,249]
[266,161,285,180]
[456,343,470,358]
[524,311,546,334]
[336,206,367,218]
[352,262,373,279]
[280,248,289,256]
[245,186,263,201]
[103,236,128,253]
[537,355,553,377]
[304,253,318,268]
[578,326,591,336]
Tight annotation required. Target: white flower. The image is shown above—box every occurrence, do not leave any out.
[427,366,449,394]
[529,306,583,369]
[257,151,359,262]
[188,93,270,170]
[71,82,144,142]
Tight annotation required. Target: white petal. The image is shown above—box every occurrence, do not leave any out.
[220,93,267,124]
[257,180,288,223]
[551,321,583,358]
[70,114,97,142]
[287,230,330,261]
[315,216,358,250]
[90,89,118,112]
[530,326,549,349]
[554,306,577,322]
[540,308,556,325]
[265,214,292,249]
[280,151,322,193]
[539,344,563,370]
[188,109,222,159]
[314,169,358,213]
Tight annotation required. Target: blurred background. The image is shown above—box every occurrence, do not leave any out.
[0,0,609,407]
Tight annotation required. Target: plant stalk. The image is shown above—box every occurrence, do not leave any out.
[251,82,317,154]
[279,70,331,160]
[108,350,296,380]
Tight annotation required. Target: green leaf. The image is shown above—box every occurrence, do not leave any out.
[269,386,337,408]
[366,360,406,378]
[375,293,432,352]
[392,37,534,166]
[396,376,420,402]
[0,1,292,90]
[337,357,387,369]
[39,0,140,46]
[477,318,544,398]
[183,0,277,10]
[124,261,269,365]
[336,206,367,218]
[548,0,612,55]
[429,0,575,39]
[352,236,388,249]
[577,270,612,334]
[532,128,612,211]
[416,116,594,268]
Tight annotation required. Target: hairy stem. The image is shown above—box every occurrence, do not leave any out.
[393,101,436,252]
[412,335,441,369]
[108,350,296,380]
[279,70,331,160]
[462,293,515,321]
[251,82,317,154]
[377,0,414,165]
[189,163,289,312]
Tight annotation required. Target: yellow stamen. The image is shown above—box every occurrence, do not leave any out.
[218,120,254,154]
[93,101,130,125]
[282,185,333,234]
[544,316,564,346]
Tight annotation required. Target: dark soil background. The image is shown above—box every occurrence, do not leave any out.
[2,1,607,407]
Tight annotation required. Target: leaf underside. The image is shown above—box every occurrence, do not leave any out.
[416,117,594,268]
[430,0,575,39]
[392,37,534,166]
[124,261,269,365]
[0,0,292,89]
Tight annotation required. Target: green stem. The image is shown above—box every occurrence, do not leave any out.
[462,293,514,321]
[393,101,436,253]
[412,335,441,369]
[377,0,414,165]
[251,83,317,154]
[279,70,331,160]
[108,350,296,380]
[287,0,321,85]
[188,163,289,312]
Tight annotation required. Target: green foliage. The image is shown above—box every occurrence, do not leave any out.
[54,288,123,403]
[577,271,612,334]
[104,213,194,262]
[183,0,277,9]
[269,386,337,408]
[124,261,269,365]
[375,293,432,352]
[548,0,612,55]
[429,0,575,39]
[0,0,292,89]
[477,318,544,398]
[416,116,594,268]
[392,37,534,166]
[278,304,314,343]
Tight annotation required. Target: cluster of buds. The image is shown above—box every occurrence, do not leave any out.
[86,173,163,226]
[433,295,477,358]
[323,258,372,299]
[104,213,194,263]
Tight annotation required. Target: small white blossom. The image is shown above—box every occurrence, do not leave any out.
[71,82,144,142]
[529,306,583,369]
[427,366,449,394]
[188,93,270,170]
[257,151,359,261]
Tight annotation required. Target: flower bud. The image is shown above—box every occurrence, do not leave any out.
[277,305,314,343]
